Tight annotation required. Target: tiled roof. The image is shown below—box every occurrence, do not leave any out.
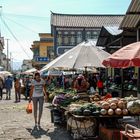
[51,13,124,28]
[120,0,140,29]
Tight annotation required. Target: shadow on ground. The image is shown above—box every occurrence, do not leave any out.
[26,126,49,139]
[26,125,73,140]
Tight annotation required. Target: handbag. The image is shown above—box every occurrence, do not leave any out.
[26,103,32,114]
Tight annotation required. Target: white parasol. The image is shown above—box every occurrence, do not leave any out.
[40,40,110,72]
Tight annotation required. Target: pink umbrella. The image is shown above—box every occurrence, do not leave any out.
[102,42,140,68]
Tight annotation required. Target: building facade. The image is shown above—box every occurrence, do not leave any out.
[0,37,4,69]
[21,59,33,72]
[0,37,11,71]
[31,33,54,69]
[51,12,124,56]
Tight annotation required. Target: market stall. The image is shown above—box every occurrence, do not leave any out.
[50,90,140,139]
[102,41,140,98]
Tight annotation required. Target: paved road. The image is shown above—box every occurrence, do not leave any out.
[0,89,72,140]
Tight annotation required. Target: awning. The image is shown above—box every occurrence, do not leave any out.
[120,0,140,29]
[96,26,122,47]
[120,14,140,29]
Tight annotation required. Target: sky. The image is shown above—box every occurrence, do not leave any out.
[0,0,131,70]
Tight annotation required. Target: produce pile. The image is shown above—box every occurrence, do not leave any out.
[70,103,101,116]
[52,93,77,107]
[48,88,76,101]
[100,98,128,116]
[49,86,140,117]
[52,90,91,107]
[67,94,140,116]
[127,100,140,114]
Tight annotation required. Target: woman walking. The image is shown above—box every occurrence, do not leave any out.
[29,72,48,128]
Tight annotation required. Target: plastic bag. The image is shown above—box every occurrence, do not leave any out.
[26,103,32,114]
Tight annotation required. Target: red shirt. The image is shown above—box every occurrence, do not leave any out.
[97,80,103,88]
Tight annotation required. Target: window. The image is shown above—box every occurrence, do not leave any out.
[77,31,82,44]
[70,31,75,45]
[34,48,39,56]
[86,31,91,39]
[40,38,53,42]
[91,30,100,39]
[33,48,39,61]
[64,31,69,45]
[47,47,54,61]
[57,31,62,46]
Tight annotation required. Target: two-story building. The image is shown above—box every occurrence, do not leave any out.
[31,33,54,69]
[51,12,124,56]
[21,59,33,72]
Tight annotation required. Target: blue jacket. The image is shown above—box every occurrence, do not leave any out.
[5,78,13,89]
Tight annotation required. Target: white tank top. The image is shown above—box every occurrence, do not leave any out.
[31,79,45,97]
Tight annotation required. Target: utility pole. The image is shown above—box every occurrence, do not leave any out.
[0,6,2,37]
[10,52,12,72]
[6,39,9,71]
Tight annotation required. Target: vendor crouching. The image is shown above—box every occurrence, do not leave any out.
[74,74,89,93]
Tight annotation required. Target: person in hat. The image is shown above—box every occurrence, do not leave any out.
[74,74,89,93]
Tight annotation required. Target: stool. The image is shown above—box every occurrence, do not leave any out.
[120,124,140,140]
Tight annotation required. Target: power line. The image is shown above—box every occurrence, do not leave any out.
[3,15,38,34]
[4,12,50,20]
[1,16,31,59]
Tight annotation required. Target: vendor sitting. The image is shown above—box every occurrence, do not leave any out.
[74,74,89,93]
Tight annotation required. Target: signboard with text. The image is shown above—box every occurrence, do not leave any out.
[36,57,49,62]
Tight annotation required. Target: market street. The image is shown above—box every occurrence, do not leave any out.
[0,88,72,140]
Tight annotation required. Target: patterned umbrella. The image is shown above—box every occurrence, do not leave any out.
[103,42,140,68]
[40,40,110,72]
